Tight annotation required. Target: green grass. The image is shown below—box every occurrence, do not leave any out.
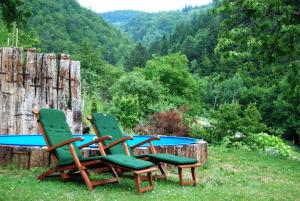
[0,147,299,201]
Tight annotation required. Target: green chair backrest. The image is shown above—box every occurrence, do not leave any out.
[92,113,134,156]
[39,109,83,165]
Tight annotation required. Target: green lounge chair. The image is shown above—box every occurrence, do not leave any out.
[88,112,201,186]
[33,108,157,193]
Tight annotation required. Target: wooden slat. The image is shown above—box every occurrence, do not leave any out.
[23,48,38,134]
[0,48,2,134]
[69,61,82,133]
[1,48,14,134]
[13,48,25,133]
[57,54,70,112]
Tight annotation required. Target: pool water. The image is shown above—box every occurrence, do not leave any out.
[0,134,199,148]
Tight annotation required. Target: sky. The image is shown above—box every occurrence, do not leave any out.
[77,0,212,13]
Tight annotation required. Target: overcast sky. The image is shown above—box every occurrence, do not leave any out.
[77,0,212,13]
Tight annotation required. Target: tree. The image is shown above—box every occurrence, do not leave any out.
[144,53,197,100]
[109,94,140,129]
[0,0,31,27]
[109,71,168,117]
[124,43,148,71]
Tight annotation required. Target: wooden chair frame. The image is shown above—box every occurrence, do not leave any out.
[95,133,157,193]
[33,109,120,191]
[88,115,201,186]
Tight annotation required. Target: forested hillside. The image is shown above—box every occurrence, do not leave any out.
[0,0,133,65]
[100,5,212,46]
[0,0,299,155]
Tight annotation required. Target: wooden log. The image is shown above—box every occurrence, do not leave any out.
[12,48,26,134]
[1,48,14,134]
[11,146,31,169]
[0,48,3,134]
[48,54,57,109]
[40,54,56,108]
[69,61,82,133]
[57,54,70,112]
[23,49,39,134]
[0,146,13,166]
[29,147,50,168]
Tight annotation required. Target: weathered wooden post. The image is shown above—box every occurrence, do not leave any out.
[23,48,39,133]
[57,54,70,112]
[0,48,83,134]
[0,48,3,133]
[1,48,14,134]
[69,61,82,133]
[12,48,25,133]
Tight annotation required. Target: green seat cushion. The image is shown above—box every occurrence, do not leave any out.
[60,156,104,166]
[39,109,83,165]
[136,154,198,165]
[102,154,154,170]
[92,113,134,156]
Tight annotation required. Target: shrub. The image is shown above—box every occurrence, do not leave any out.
[246,133,291,157]
[109,94,140,129]
[206,102,242,143]
[109,71,168,117]
[133,109,190,136]
[206,102,268,144]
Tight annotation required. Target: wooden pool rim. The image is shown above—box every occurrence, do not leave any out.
[0,141,208,169]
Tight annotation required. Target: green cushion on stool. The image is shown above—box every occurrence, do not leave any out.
[102,154,154,170]
[136,153,198,165]
[60,156,105,166]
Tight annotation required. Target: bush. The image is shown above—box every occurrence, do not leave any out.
[206,102,268,144]
[109,94,140,129]
[133,109,190,136]
[246,133,291,157]
[109,71,168,117]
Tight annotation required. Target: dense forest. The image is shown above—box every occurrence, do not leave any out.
[0,0,133,65]
[0,0,299,158]
[100,5,212,47]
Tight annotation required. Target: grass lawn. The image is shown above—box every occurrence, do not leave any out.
[0,147,299,201]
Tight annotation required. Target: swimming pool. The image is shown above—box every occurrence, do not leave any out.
[0,134,199,147]
[0,134,207,169]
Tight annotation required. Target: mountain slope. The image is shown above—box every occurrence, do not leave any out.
[26,0,133,64]
[100,5,212,46]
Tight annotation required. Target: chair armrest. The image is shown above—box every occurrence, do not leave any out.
[131,136,160,150]
[104,136,133,150]
[46,137,83,152]
[78,136,112,149]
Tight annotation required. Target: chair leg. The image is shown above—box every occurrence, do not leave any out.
[147,172,154,188]
[38,168,56,180]
[79,169,94,191]
[134,171,155,194]
[191,167,196,186]
[157,163,167,179]
[109,166,120,184]
[178,167,184,186]
[134,173,142,194]
[177,165,198,186]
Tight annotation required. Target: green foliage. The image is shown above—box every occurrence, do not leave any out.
[0,0,31,28]
[109,94,140,129]
[91,96,98,114]
[206,102,268,144]
[79,41,123,100]
[101,5,212,47]
[246,133,292,157]
[24,0,133,64]
[124,43,148,71]
[109,71,168,117]
[144,53,197,100]
[207,102,242,143]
